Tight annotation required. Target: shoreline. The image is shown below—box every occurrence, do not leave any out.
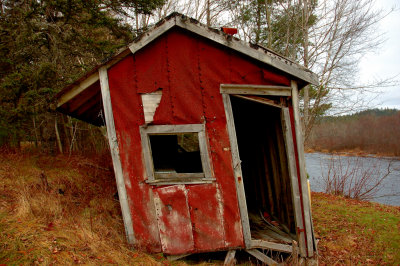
[305,148,400,160]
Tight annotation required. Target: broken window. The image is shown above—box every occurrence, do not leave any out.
[149,133,203,174]
[140,124,214,185]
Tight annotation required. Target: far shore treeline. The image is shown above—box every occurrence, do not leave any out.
[307,108,400,156]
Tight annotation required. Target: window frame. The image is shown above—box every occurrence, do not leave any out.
[140,124,215,186]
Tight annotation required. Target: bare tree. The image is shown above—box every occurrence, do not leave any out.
[303,0,394,141]
[219,0,394,141]
[144,0,231,27]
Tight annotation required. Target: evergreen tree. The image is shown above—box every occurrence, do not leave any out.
[0,0,164,148]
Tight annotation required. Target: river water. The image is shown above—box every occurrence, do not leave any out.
[305,153,400,206]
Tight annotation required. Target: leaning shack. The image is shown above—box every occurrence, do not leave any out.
[56,13,318,264]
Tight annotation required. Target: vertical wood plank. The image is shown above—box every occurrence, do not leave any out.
[198,129,213,179]
[99,66,135,244]
[153,185,194,254]
[187,184,225,250]
[291,80,313,257]
[266,134,282,221]
[139,126,155,181]
[221,93,251,248]
[224,250,236,265]
[274,117,293,232]
[282,107,306,257]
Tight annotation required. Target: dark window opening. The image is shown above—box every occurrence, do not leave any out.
[149,133,203,174]
[141,124,214,184]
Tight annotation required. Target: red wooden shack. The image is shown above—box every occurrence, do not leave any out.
[56,13,318,264]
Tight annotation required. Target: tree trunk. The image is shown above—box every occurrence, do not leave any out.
[265,1,272,49]
[62,114,71,152]
[206,0,211,27]
[55,115,63,153]
[0,1,4,16]
[255,1,262,44]
[68,116,77,152]
[32,115,39,148]
[302,0,310,142]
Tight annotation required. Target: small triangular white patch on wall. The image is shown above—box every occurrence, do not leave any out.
[141,90,162,124]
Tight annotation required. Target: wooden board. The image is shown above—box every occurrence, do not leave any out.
[221,93,252,248]
[282,107,307,257]
[98,67,135,244]
[187,184,225,250]
[153,185,194,255]
[246,249,278,265]
[291,80,314,257]
[58,72,99,107]
[220,84,291,97]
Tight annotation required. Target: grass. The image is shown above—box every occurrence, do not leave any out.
[0,151,399,265]
[312,192,400,265]
[0,151,167,265]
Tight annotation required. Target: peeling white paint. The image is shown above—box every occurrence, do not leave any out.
[215,184,227,246]
[162,185,184,195]
[147,189,161,243]
[124,175,132,189]
[153,195,167,250]
[141,90,162,123]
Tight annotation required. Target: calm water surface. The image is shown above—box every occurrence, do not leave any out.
[305,153,400,206]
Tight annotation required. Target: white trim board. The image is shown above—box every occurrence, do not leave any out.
[98,66,135,244]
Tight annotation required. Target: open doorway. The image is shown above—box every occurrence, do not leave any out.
[229,95,297,245]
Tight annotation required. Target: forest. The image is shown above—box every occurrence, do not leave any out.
[307,108,400,156]
[0,0,390,155]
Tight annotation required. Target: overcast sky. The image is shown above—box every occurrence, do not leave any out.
[358,0,400,109]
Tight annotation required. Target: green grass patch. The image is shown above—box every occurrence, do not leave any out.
[312,192,400,264]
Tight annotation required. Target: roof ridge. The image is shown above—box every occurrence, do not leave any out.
[131,12,310,74]
[57,12,318,102]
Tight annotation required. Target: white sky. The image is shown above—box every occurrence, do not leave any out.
[358,0,400,109]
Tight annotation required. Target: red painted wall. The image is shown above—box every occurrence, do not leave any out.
[107,28,290,254]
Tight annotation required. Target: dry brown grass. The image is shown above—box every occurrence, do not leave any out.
[2,150,399,265]
[0,151,168,265]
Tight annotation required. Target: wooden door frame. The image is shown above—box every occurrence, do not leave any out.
[220,83,313,257]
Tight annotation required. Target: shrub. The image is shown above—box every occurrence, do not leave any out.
[322,155,392,200]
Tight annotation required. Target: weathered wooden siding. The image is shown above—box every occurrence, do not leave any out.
[154,185,194,254]
[107,56,162,252]
[187,184,225,251]
[107,28,292,254]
